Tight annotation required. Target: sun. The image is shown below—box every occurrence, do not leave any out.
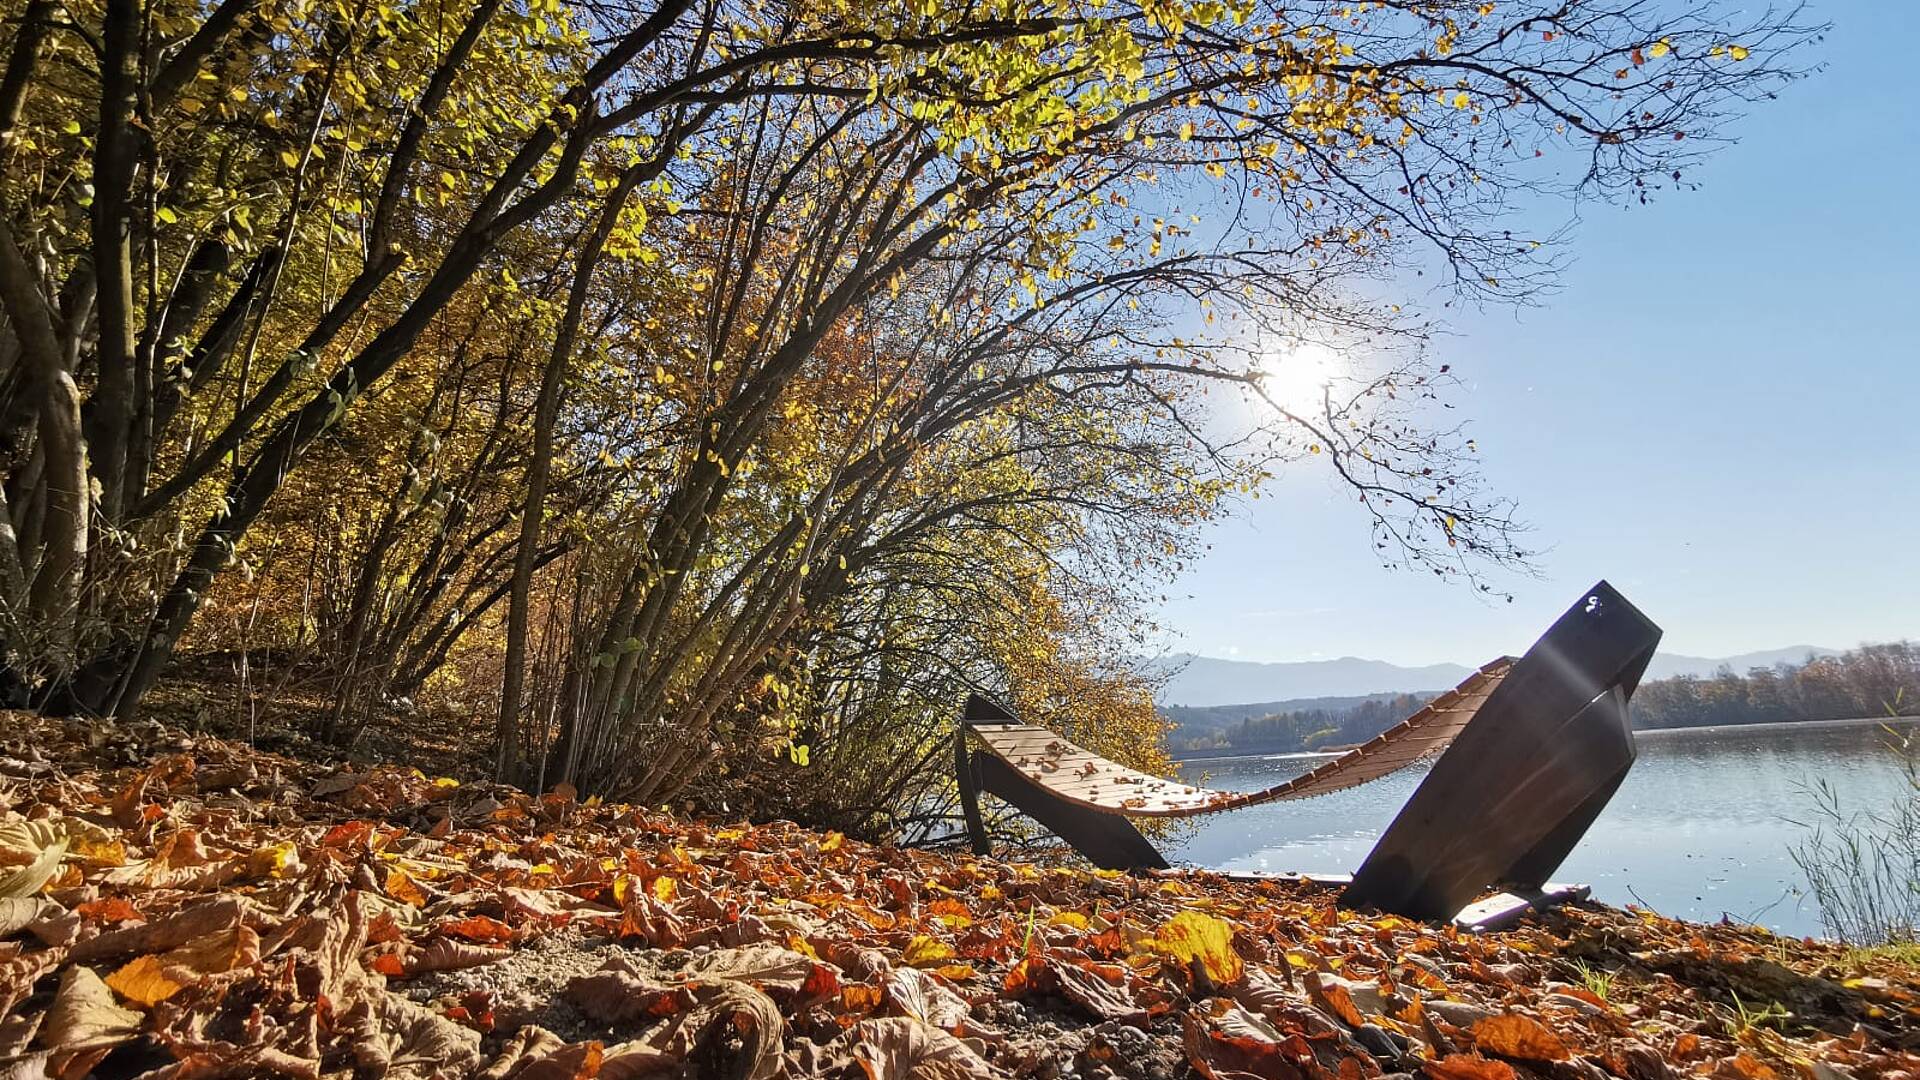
[1255,341,1343,416]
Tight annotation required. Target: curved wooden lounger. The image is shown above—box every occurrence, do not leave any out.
[955,580,1662,921]
[964,658,1513,818]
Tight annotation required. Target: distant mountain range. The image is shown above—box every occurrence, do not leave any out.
[1144,646,1839,708]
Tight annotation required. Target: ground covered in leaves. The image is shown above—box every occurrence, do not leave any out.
[2,714,1917,1080]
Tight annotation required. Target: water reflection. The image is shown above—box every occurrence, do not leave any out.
[1163,717,1919,938]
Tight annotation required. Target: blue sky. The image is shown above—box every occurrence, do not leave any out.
[1156,3,1920,667]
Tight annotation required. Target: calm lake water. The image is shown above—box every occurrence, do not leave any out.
[1164,716,1920,939]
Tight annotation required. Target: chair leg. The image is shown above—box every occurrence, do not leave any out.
[956,729,993,856]
[969,752,1170,871]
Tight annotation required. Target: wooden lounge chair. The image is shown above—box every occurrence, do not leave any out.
[954,580,1662,921]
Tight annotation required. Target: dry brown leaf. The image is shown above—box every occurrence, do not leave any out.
[567,958,696,1025]
[407,937,510,974]
[852,1016,1002,1080]
[1472,1014,1570,1062]
[70,896,245,963]
[1182,1009,1311,1080]
[1307,973,1367,1029]
[645,981,785,1080]
[495,1038,603,1080]
[0,1052,51,1080]
[0,949,67,1019]
[1423,1054,1518,1080]
[886,966,974,1032]
[0,836,66,899]
[617,892,688,946]
[476,1025,567,1079]
[1230,966,1297,1014]
[0,897,58,936]
[40,966,141,1051]
[679,943,811,986]
[105,924,259,1006]
[439,914,515,943]
[353,990,483,1080]
[1053,961,1149,1024]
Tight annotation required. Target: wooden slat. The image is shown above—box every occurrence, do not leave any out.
[967,659,1514,818]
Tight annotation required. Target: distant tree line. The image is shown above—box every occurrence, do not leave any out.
[1632,643,1920,728]
[1170,642,1920,757]
[1176,693,1429,755]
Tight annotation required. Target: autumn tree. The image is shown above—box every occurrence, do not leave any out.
[0,0,1816,814]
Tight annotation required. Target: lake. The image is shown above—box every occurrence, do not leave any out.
[1164,716,1920,939]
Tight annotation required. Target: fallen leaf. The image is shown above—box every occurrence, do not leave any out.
[0,837,67,899]
[1149,911,1244,985]
[354,990,483,1080]
[678,944,824,999]
[902,935,956,969]
[1183,1008,1312,1080]
[71,897,245,962]
[852,1015,1001,1079]
[105,925,259,1006]
[1473,1014,1570,1062]
[73,898,142,924]
[568,957,695,1024]
[1308,973,1367,1028]
[0,897,59,936]
[41,966,142,1050]
[886,966,973,1031]
[1052,961,1149,1023]
[1424,1054,1517,1080]
[439,914,516,944]
[647,981,785,1080]
[247,841,301,879]
[385,868,429,907]
[408,938,510,974]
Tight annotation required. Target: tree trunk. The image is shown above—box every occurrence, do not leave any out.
[499,165,642,780]
[0,220,87,673]
[88,0,141,521]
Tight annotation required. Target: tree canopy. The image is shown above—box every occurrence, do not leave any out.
[0,0,1816,829]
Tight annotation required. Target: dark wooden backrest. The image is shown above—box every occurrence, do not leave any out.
[963,693,1021,726]
[1342,580,1662,920]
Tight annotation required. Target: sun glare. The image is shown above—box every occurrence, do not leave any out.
[1256,341,1343,415]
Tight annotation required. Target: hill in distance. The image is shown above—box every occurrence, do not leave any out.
[1146,645,1839,709]
[1160,692,1415,744]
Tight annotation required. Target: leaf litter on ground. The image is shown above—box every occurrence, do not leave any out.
[0,711,1915,1079]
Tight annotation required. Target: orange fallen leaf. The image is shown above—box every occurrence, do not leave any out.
[1309,974,1367,1029]
[385,867,429,907]
[440,915,515,944]
[105,954,184,1006]
[75,898,143,923]
[106,926,259,1006]
[1425,1054,1517,1080]
[1473,1014,1570,1062]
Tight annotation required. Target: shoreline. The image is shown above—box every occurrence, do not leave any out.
[1169,712,1918,764]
